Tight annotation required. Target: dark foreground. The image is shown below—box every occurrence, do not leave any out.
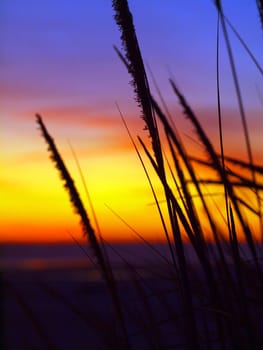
[1,243,263,349]
[2,261,186,349]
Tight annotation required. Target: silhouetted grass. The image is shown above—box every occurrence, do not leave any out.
[36,114,131,350]
[256,0,263,28]
[32,1,263,349]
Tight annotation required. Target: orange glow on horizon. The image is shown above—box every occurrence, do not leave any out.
[2,119,262,244]
[2,0,262,245]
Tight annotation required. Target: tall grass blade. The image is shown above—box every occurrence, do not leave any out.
[151,96,230,278]
[67,140,112,285]
[6,280,58,350]
[112,0,163,173]
[36,114,131,350]
[116,104,177,269]
[216,9,231,239]
[256,0,263,28]
[36,115,107,276]
[229,205,257,350]
[215,0,263,241]
[138,136,201,350]
[220,155,263,174]
[224,16,263,75]
[166,132,204,242]
[186,178,263,190]
[67,140,102,241]
[169,80,261,271]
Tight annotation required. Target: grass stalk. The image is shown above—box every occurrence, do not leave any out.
[224,15,263,76]
[6,280,58,350]
[256,0,263,28]
[216,8,231,240]
[116,103,177,268]
[215,0,263,242]
[169,81,261,273]
[36,114,130,350]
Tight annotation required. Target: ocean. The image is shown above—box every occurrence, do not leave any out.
[1,242,262,349]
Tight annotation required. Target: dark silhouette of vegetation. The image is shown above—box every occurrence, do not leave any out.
[27,1,263,349]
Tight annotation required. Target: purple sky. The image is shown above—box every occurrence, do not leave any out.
[1,0,263,243]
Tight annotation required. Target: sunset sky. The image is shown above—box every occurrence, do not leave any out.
[1,1,262,243]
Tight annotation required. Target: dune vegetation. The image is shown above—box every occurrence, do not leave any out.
[32,0,263,349]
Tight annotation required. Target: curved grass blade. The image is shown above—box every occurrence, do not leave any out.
[36,114,131,350]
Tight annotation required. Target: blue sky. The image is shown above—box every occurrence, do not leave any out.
[1,0,262,116]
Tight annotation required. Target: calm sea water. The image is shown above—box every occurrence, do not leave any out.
[2,243,263,350]
[1,242,261,277]
[0,242,177,272]
[0,242,180,282]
